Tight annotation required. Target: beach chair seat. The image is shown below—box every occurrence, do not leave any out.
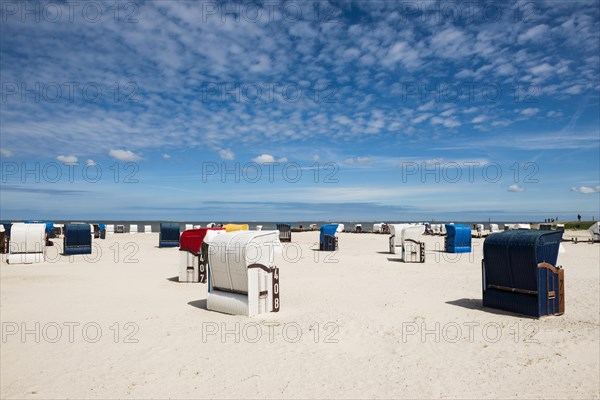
[319,224,339,251]
[205,230,281,316]
[63,223,92,255]
[276,223,291,242]
[179,228,225,283]
[482,230,564,317]
[159,223,180,247]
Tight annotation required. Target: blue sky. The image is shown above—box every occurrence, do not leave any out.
[1,0,599,222]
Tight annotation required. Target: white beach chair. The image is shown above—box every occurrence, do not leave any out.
[389,224,411,254]
[205,230,282,316]
[144,225,152,233]
[106,224,114,234]
[336,224,345,233]
[489,224,499,233]
[7,223,45,264]
[589,222,600,242]
[185,224,193,231]
[129,225,138,234]
[256,225,263,231]
[402,225,426,262]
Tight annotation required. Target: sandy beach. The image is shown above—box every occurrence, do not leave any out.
[1,231,598,399]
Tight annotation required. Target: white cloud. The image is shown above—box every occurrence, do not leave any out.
[219,149,235,160]
[508,184,525,192]
[518,24,550,43]
[343,157,370,165]
[252,154,287,164]
[0,149,13,157]
[57,155,78,164]
[86,159,96,167]
[312,154,320,162]
[162,154,171,160]
[430,116,461,128]
[547,111,563,118]
[520,108,540,117]
[471,115,487,123]
[571,186,600,194]
[108,149,141,162]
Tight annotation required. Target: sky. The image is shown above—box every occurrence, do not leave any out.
[1,0,599,222]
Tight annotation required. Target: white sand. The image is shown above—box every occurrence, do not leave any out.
[1,231,598,399]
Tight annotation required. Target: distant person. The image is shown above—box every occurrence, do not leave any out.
[577,214,581,222]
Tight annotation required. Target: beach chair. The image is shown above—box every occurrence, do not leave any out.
[45,222,55,239]
[589,222,600,242]
[179,228,225,283]
[309,224,318,231]
[475,224,484,237]
[1,223,12,254]
[7,223,46,264]
[159,223,180,248]
[93,224,100,239]
[355,224,362,233]
[115,225,124,233]
[224,224,249,232]
[489,224,500,233]
[207,223,217,228]
[99,224,106,239]
[106,224,114,234]
[509,223,531,230]
[204,230,282,316]
[129,224,138,234]
[0,225,5,254]
[144,225,152,233]
[389,224,425,262]
[320,224,339,251]
[256,225,263,231]
[63,223,92,255]
[336,224,345,233]
[389,224,411,254]
[445,224,471,253]
[482,230,564,317]
[276,223,291,242]
[403,225,426,262]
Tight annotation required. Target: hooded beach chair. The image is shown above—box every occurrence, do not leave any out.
[320,224,339,251]
[389,224,425,262]
[159,223,180,247]
[204,230,282,316]
[589,222,600,242]
[7,223,46,264]
[482,230,564,317]
[355,224,362,233]
[179,228,225,283]
[45,222,55,239]
[336,224,345,233]
[99,224,106,239]
[63,223,92,255]
[0,225,5,254]
[129,224,138,234]
[106,224,114,234]
[116,225,125,233]
[224,224,249,232]
[185,224,193,231]
[93,224,100,239]
[144,225,152,233]
[489,224,500,233]
[276,223,291,242]
[445,224,471,253]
